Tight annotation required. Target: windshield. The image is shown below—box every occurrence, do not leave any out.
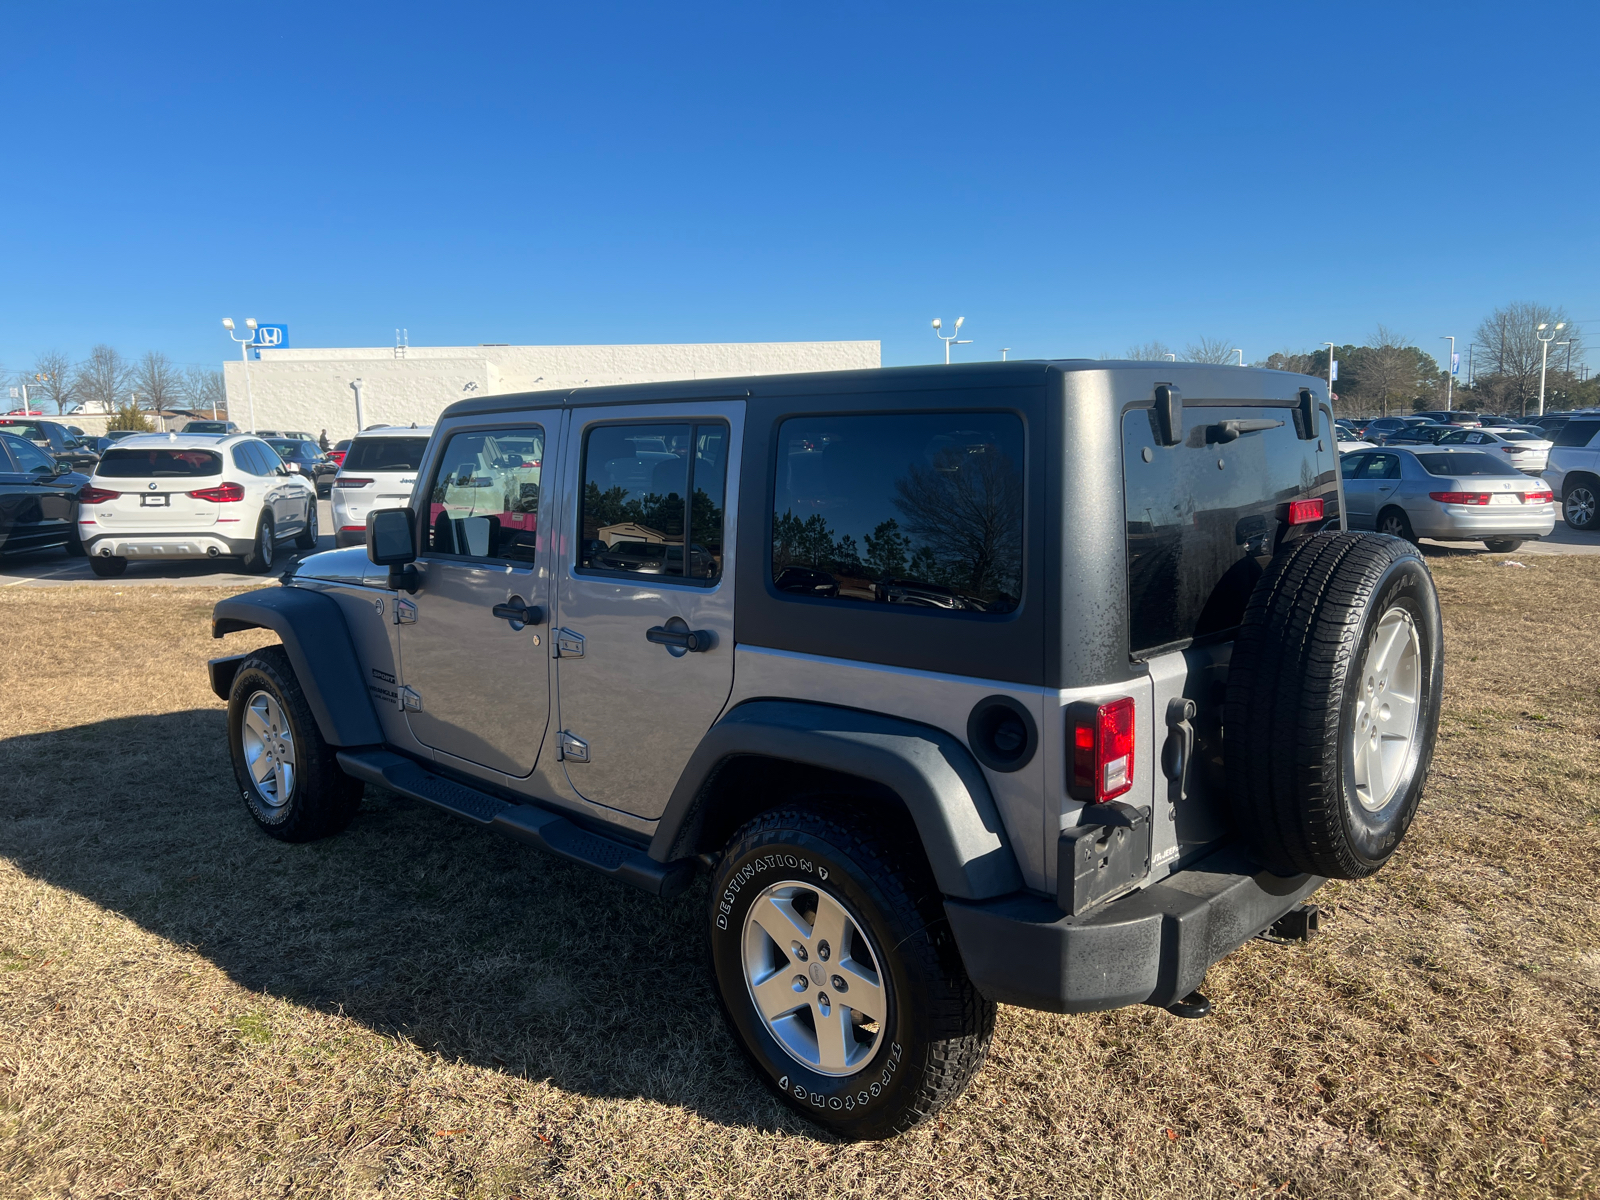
[265,439,304,458]
[98,447,223,477]
[343,436,429,472]
[1415,452,1524,477]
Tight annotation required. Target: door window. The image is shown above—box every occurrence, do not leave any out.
[1340,453,1368,478]
[576,422,728,582]
[424,426,545,564]
[1356,454,1399,480]
[8,438,57,475]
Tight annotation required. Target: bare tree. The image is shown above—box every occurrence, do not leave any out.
[181,366,227,418]
[1124,340,1176,361]
[133,351,183,414]
[1184,337,1235,364]
[1359,326,1409,418]
[73,345,132,413]
[1473,302,1585,416]
[25,350,77,414]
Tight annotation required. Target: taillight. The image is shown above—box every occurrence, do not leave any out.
[1287,497,1324,525]
[1428,491,1491,505]
[335,477,373,489]
[1521,490,1553,504]
[77,485,120,503]
[1068,697,1136,803]
[188,482,246,502]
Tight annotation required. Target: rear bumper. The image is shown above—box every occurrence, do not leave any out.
[945,845,1322,1013]
[84,532,254,559]
[1408,502,1555,538]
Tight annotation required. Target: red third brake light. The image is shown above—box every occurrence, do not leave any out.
[1069,697,1136,803]
[77,485,121,503]
[1429,491,1492,505]
[1287,497,1324,525]
[188,481,246,502]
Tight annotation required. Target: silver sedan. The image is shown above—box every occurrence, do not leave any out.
[1434,426,1552,473]
[1340,446,1556,552]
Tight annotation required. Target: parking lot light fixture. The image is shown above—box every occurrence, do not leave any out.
[932,316,972,365]
[1536,322,1565,416]
[223,317,259,433]
[1440,336,1455,411]
[1231,348,1244,366]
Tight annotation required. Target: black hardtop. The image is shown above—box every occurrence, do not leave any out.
[437,359,1327,422]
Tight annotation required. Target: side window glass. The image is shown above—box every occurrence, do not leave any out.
[233,445,261,475]
[10,438,55,474]
[1340,454,1365,479]
[578,422,726,582]
[425,426,544,564]
[772,412,1024,614]
[1382,455,1403,480]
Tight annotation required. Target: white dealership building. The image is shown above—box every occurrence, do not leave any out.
[222,340,881,439]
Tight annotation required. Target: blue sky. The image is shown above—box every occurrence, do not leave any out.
[3,1,1596,375]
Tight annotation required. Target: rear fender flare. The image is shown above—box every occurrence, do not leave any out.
[651,699,1024,900]
[210,587,383,747]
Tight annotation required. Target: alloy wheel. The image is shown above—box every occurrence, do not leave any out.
[1350,607,1421,813]
[1566,486,1596,529]
[241,690,296,807]
[741,881,890,1076]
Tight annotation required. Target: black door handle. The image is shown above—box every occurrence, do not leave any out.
[646,624,714,653]
[492,597,544,627]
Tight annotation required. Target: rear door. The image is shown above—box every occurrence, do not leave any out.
[397,416,559,776]
[551,403,741,820]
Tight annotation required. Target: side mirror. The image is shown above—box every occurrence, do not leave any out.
[367,508,418,591]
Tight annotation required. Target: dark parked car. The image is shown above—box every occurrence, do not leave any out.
[1380,424,1454,446]
[0,418,101,472]
[0,432,88,556]
[265,437,338,497]
[1412,411,1483,428]
[1360,415,1439,443]
[183,420,240,435]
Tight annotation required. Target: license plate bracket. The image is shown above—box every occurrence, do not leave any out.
[141,493,170,507]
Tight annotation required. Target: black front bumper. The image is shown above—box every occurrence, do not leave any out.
[945,845,1322,1013]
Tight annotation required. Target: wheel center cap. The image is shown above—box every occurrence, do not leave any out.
[808,961,826,987]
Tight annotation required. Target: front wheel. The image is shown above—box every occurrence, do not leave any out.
[709,805,995,1140]
[1564,480,1597,531]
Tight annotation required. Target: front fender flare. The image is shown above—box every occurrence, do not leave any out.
[652,699,1024,901]
[210,587,383,747]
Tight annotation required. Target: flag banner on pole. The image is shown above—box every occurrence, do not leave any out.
[1451,352,1460,376]
[1330,360,1339,381]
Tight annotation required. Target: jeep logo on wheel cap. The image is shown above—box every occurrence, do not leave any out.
[808,961,827,987]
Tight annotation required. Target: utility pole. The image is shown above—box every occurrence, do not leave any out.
[1439,336,1455,411]
[1536,322,1566,416]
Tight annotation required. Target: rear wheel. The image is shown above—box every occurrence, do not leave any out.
[1482,538,1523,553]
[1224,532,1443,879]
[295,500,318,550]
[228,646,362,842]
[1563,479,1597,531]
[88,554,126,577]
[1376,506,1415,542]
[241,511,276,573]
[709,804,995,1140]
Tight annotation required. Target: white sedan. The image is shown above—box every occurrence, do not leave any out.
[77,432,318,576]
[1435,426,1552,474]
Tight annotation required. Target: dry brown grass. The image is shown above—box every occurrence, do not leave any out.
[0,562,1597,1199]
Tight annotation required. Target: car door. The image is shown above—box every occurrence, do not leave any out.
[0,440,29,554]
[250,441,300,533]
[552,403,741,820]
[396,416,559,776]
[2,436,69,551]
[1341,452,1397,528]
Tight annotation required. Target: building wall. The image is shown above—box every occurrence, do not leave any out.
[222,341,880,439]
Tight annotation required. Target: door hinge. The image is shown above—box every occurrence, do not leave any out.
[398,685,422,712]
[555,628,585,658]
[394,597,417,625]
[558,731,589,763]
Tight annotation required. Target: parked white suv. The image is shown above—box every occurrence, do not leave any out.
[1541,416,1600,531]
[78,432,318,576]
[331,425,432,548]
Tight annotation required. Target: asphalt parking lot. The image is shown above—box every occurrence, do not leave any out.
[3,500,1595,589]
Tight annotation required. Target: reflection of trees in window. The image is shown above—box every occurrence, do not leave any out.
[892,445,1022,602]
[863,519,908,578]
[582,480,683,539]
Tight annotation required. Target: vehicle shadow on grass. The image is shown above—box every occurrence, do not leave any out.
[0,708,813,1137]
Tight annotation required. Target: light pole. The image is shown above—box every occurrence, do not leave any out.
[1323,342,1337,398]
[1001,347,1010,361]
[1440,336,1455,411]
[223,317,259,432]
[1467,343,1476,389]
[1231,348,1244,366]
[1536,322,1566,416]
[1164,352,1176,361]
[350,379,366,432]
[932,317,971,364]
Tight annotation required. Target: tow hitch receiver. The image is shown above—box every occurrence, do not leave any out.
[1260,903,1322,944]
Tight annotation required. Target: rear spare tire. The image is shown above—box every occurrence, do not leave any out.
[1224,532,1442,879]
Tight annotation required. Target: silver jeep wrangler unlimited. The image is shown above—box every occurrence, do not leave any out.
[209,361,1442,1139]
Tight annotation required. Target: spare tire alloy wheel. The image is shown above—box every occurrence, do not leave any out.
[709,806,995,1139]
[1225,532,1443,879]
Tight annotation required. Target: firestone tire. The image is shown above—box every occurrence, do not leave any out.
[1224,532,1443,879]
[708,805,995,1140]
[227,646,363,842]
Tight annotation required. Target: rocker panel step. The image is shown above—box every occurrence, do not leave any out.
[336,750,695,897]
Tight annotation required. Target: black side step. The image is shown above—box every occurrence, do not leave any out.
[336,750,695,898]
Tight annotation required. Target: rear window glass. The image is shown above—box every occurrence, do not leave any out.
[343,436,430,472]
[1551,420,1600,448]
[770,412,1024,614]
[98,447,223,477]
[1499,430,1538,442]
[1123,406,1337,656]
[1415,452,1524,477]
